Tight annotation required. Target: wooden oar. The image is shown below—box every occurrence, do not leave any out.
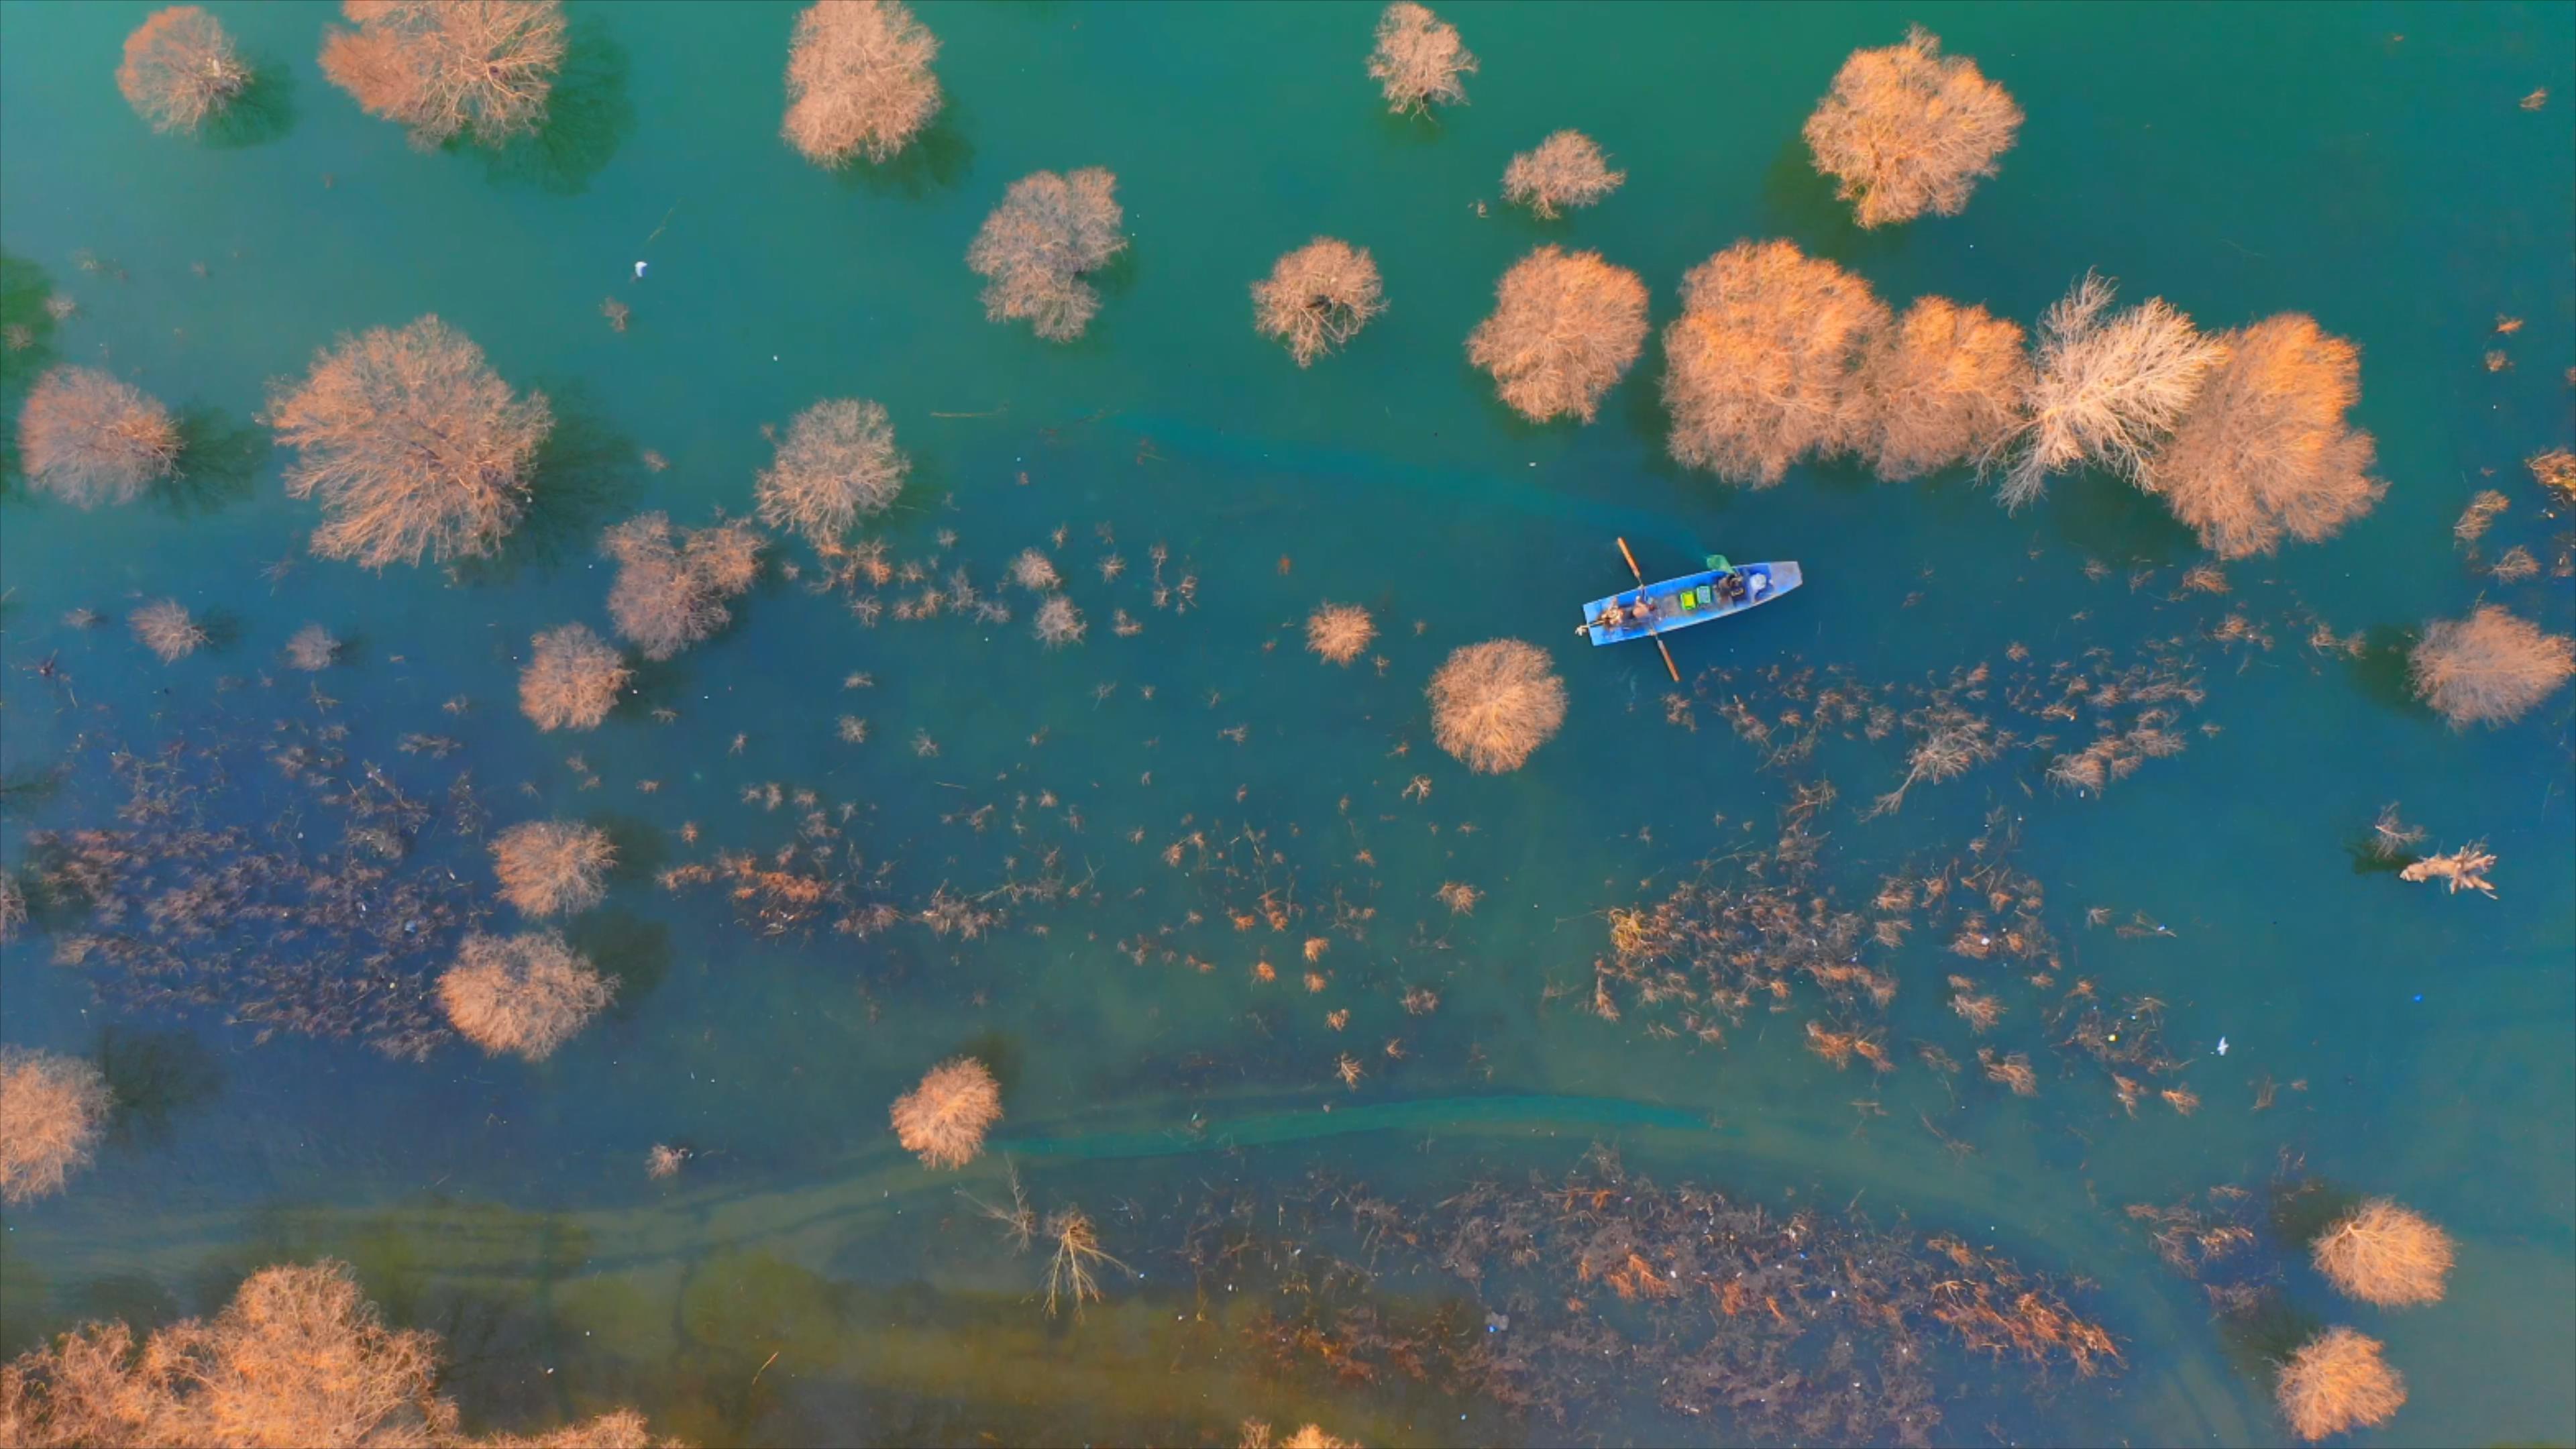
[1614,537,1681,684]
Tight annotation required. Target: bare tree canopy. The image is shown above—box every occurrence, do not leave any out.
[782,0,941,166]
[320,0,567,148]
[1804,25,2022,227]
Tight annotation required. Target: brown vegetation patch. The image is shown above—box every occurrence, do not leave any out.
[1847,297,2030,480]
[1466,246,1647,424]
[0,1046,110,1205]
[1033,595,1085,647]
[1803,26,2021,227]
[757,397,908,547]
[2530,447,2576,502]
[2145,315,2383,557]
[518,624,629,731]
[284,623,341,672]
[2310,1199,2455,1306]
[268,316,553,568]
[1502,130,1623,218]
[0,1259,663,1446]
[1305,602,1375,665]
[1368,2,1474,114]
[1428,639,1566,773]
[1662,239,1887,484]
[17,365,181,508]
[2398,843,2496,897]
[320,0,567,148]
[782,0,941,166]
[2275,1326,2405,1442]
[129,600,207,663]
[119,6,251,133]
[967,168,1126,341]
[1253,239,1385,367]
[602,513,765,659]
[891,1056,1002,1169]
[1008,547,1061,592]
[437,930,614,1060]
[2409,604,2574,727]
[1989,272,2224,510]
[490,819,614,917]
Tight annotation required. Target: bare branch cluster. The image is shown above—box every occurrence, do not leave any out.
[1368,2,1475,114]
[782,0,942,166]
[757,398,908,547]
[1662,239,1888,484]
[0,1046,110,1205]
[1987,272,2224,511]
[268,316,553,569]
[2408,605,2574,728]
[1428,639,1566,773]
[1502,131,1624,218]
[1845,296,2031,480]
[602,512,765,659]
[967,169,1127,341]
[16,364,181,507]
[1803,25,2022,227]
[438,930,614,1059]
[2144,313,2384,557]
[1466,246,1647,423]
[517,624,629,731]
[319,0,567,148]
[1252,239,1385,367]
[117,7,252,134]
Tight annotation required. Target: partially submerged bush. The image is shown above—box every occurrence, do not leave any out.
[117,7,252,134]
[2144,314,2383,557]
[517,624,629,731]
[1428,638,1566,773]
[1368,2,1474,114]
[1988,272,2225,511]
[602,513,765,659]
[967,169,1126,341]
[0,1046,111,1205]
[268,316,553,568]
[2275,1327,2406,1442]
[1305,602,1375,665]
[1847,296,2030,480]
[2310,1198,2455,1306]
[438,930,614,1060]
[1033,595,1085,647]
[1252,239,1385,367]
[2409,604,2574,727]
[1502,130,1623,218]
[284,623,341,671]
[890,1056,1002,1169]
[782,0,941,166]
[1804,25,2022,227]
[17,364,181,507]
[1466,246,1647,423]
[129,599,207,663]
[490,819,614,917]
[0,1259,661,1445]
[319,0,566,148]
[758,398,907,547]
[1662,239,1888,484]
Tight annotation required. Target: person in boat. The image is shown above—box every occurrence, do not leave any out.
[1714,569,1747,605]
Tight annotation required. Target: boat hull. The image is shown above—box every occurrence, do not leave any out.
[1581,561,1801,645]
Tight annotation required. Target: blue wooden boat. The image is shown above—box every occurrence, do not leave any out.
[1577,541,1801,680]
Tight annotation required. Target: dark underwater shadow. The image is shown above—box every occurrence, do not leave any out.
[458,381,640,584]
[66,1273,182,1336]
[2343,625,2422,717]
[1757,133,1907,270]
[478,15,634,197]
[203,60,297,150]
[2039,470,2198,568]
[592,812,672,884]
[567,908,670,1019]
[835,103,975,200]
[154,407,268,517]
[0,252,62,495]
[97,1025,226,1146]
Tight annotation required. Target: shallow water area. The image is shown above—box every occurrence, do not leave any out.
[1,2,2572,1445]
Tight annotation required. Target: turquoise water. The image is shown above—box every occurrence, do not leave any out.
[2,1,2571,1444]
